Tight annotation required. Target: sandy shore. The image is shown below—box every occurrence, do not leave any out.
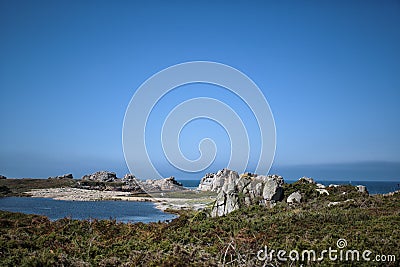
[27,187,150,201]
[26,187,214,212]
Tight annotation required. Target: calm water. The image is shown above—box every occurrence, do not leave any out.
[179,179,400,195]
[0,197,176,223]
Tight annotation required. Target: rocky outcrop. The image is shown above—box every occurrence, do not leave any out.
[210,170,285,217]
[316,183,326,189]
[142,176,184,192]
[298,177,316,184]
[383,190,400,197]
[356,185,368,194]
[123,176,186,193]
[122,174,136,181]
[261,175,284,201]
[287,191,302,204]
[28,187,133,201]
[48,173,73,179]
[197,169,238,192]
[121,174,143,192]
[77,171,185,193]
[197,173,217,191]
[211,170,241,217]
[316,189,329,195]
[82,171,117,182]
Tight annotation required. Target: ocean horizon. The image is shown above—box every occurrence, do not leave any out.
[178,179,400,195]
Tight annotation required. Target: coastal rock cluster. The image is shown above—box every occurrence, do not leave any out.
[197,169,234,192]
[198,169,372,217]
[28,187,133,201]
[198,169,285,217]
[298,177,315,184]
[78,171,186,193]
[48,173,73,179]
[121,174,142,192]
[82,171,117,183]
[142,176,184,192]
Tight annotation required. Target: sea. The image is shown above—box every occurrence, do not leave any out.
[0,197,176,224]
[0,180,398,223]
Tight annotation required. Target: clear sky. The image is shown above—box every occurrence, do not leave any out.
[1,0,399,180]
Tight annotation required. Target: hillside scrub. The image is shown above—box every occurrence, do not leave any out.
[1,185,399,266]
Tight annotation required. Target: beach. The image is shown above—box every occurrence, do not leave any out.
[25,187,215,212]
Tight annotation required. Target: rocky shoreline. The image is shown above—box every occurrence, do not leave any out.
[27,187,146,201]
[25,187,214,212]
[5,168,396,219]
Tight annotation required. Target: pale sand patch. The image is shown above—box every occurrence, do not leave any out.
[25,187,215,212]
[27,187,134,201]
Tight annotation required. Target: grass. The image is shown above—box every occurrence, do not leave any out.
[0,178,77,197]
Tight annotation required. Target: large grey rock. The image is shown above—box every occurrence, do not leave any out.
[82,171,117,182]
[262,175,284,201]
[287,191,302,204]
[211,171,240,217]
[142,176,184,192]
[121,174,143,192]
[211,188,239,217]
[210,170,285,217]
[298,177,316,184]
[211,191,239,217]
[197,168,239,192]
[122,173,136,181]
[197,173,216,191]
[356,185,368,194]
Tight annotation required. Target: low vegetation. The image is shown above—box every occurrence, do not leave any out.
[0,178,77,197]
[0,182,399,266]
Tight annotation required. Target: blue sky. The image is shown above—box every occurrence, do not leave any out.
[1,0,399,180]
